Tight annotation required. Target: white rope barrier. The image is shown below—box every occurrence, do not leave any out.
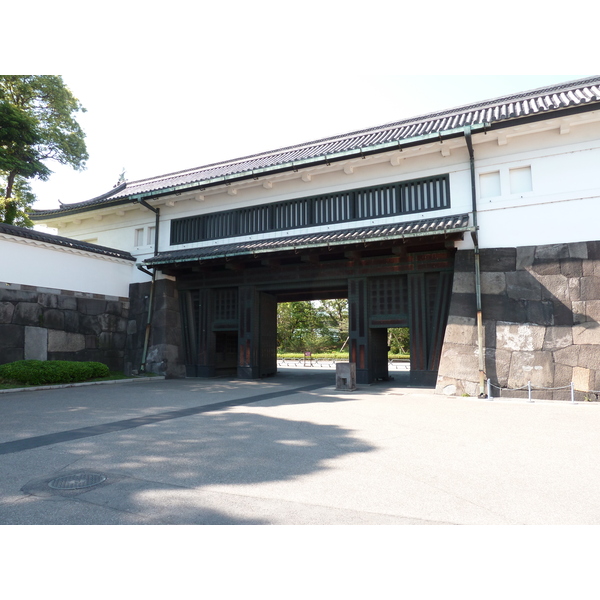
[487,379,576,403]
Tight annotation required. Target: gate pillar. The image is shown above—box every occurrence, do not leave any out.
[408,272,453,386]
[348,278,370,384]
[181,288,216,377]
[237,286,277,378]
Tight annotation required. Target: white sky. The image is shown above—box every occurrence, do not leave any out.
[4,2,597,212]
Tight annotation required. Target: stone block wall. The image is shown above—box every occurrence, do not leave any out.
[127,278,185,378]
[436,241,600,400]
[0,282,130,372]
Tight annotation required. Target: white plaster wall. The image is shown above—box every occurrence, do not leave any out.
[56,208,156,256]
[0,237,135,297]
[476,194,600,249]
[473,133,600,249]
[42,111,600,262]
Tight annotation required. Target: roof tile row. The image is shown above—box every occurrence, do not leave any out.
[32,76,600,217]
[0,222,135,261]
[145,214,471,266]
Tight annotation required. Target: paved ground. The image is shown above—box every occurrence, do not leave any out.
[1,366,600,525]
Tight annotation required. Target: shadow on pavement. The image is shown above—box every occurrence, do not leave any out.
[3,374,379,524]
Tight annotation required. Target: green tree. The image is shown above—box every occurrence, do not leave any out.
[314,299,348,350]
[277,301,321,352]
[0,75,88,225]
[277,299,349,353]
[388,328,410,355]
[0,101,48,224]
[0,178,36,227]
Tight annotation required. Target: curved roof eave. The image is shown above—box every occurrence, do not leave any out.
[30,181,129,220]
[142,213,472,267]
[30,76,600,221]
[0,222,135,261]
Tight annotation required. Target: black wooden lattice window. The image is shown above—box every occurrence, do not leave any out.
[170,174,450,246]
[370,276,409,317]
[213,288,238,322]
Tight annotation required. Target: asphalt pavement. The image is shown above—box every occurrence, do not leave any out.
[1,366,600,525]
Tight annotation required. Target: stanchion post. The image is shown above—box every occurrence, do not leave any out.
[528,381,532,403]
[487,379,492,400]
[571,381,575,404]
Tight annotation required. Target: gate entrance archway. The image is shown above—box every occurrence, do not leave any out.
[164,225,461,386]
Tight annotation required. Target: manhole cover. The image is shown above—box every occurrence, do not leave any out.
[48,472,107,490]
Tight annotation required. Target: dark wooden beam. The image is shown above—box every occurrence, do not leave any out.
[391,245,407,256]
[261,258,281,267]
[300,253,321,264]
[225,260,244,271]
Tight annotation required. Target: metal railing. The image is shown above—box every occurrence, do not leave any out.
[277,358,410,369]
[277,358,341,368]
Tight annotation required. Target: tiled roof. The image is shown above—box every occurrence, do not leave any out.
[31,76,600,218]
[144,213,471,266]
[0,222,135,261]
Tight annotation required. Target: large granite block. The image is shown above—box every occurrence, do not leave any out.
[535,244,570,261]
[516,246,536,271]
[453,250,474,272]
[480,271,506,295]
[507,351,554,389]
[568,242,588,260]
[485,347,511,387]
[0,324,24,348]
[443,316,477,346]
[77,297,107,315]
[560,258,583,278]
[537,274,570,303]
[586,241,600,260]
[542,326,572,351]
[526,300,554,326]
[573,322,600,345]
[48,330,86,353]
[42,309,64,330]
[447,293,477,319]
[0,302,14,323]
[552,302,574,327]
[480,248,516,272]
[506,271,542,301]
[580,277,600,302]
[496,322,546,352]
[12,303,42,327]
[24,326,47,360]
[481,294,527,323]
[553,345,580,367]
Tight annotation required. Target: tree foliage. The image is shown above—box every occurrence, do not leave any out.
[388,327,410,355]
[0,75,88,226]
[0,178,36,227]
[277,300,349,353]
[277,299,410,356]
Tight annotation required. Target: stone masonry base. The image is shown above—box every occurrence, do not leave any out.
[436,241,600,400]
[0,282,130,372]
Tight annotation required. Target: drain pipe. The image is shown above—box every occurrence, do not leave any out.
[136,199,160,373]
[464,126,486,398]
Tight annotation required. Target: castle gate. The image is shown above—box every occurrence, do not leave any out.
[151,216,466,385]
